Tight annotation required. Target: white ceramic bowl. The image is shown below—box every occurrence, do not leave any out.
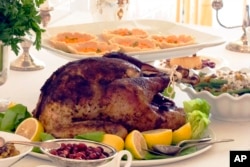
[41,139,117,167]
[179,67,250,121]
[0,131,33,167]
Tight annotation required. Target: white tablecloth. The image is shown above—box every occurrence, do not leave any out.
[1,12,250,167]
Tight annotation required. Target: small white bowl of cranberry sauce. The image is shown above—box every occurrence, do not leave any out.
[41,138,132,167]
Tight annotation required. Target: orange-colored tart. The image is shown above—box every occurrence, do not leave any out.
[67,41,120,55]
[168,56,202,69]
[151,34,196,48]
[49,32,97,53]
[109,36,159,52]
[101,28,148,41]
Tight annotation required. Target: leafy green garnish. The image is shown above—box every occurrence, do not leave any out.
[74,131,105,142]
[162,85,176,99]
[0,0,45,55]
[32,132,56,153]
[143,146,198,160]
[183,98,210,117]
[32,147,43,153]
[0,104,31,131]
[183,98,211,139]
[187,110,210,139]
[178,146,197,156]
[144,152,169,160]
[40,132,56,141]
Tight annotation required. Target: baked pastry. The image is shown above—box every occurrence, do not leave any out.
[101,28,148,41]
[109,36,159,52]
[151,34,195,48]
[168,56,202,69]
[67,41,120,55]
[49,32,97,53]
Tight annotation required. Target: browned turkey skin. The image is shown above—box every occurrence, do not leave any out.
[33,52,187,139]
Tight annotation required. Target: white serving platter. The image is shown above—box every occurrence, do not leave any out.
[42,19,225,62]
[151,54,228,71]
[30,128,215,167]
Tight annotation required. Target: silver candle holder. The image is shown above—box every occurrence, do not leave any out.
[10,3,53,71]
[212,0,250,53]
[10,39,45,71]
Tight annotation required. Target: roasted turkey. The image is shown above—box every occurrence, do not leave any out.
[33,52,194,139]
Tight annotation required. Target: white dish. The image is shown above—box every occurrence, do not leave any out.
[42,19,225,62]
[178,67,250,122]
[151,55,227,71]
[0,131,33,167]
[29,128,215,166]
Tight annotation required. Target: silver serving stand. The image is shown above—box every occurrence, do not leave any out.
[212,0,250,53]
[10,5,53,71]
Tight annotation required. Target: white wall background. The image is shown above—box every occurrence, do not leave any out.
[48,0,249,28]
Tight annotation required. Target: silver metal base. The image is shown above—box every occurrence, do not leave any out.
[10,40,45,71]
[226,40,250,53]
[10,53,45,71]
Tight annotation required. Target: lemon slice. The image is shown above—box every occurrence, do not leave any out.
[15,118,44,141]
[101,134,125,151]
[142,129,172,149]
[8,101,16,108]
[125,130,148,160]
[172,122,192,144]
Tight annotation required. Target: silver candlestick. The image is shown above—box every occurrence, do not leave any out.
[10,3,53,71]
[10,40,45,71]
[40,6,53,28]
[212,0,250,53]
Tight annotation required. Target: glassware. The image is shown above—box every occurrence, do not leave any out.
[0,41,9,85]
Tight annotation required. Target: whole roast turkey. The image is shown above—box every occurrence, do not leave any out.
[33,52,195,139]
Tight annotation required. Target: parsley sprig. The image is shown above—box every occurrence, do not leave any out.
[0,0,45,55]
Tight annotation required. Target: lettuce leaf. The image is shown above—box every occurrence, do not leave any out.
[187,110,210,139]
[74,131,105,142]
[183,98,211,139]
[32,132,56,153]
[0,104,31,132]
[183,98,210,117]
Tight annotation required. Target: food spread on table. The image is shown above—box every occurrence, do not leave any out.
[49,142,110,160]
[0,143,20,159]
[0,98,210,160]
[48,28,196,55]
[151,34,195,49]
[192,68,250,96]
[0,52,211,161]
[155,54,216,70]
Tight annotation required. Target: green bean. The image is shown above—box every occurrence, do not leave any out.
[228,88,250,96]
[210,79,227,88]
[193,71,250,96]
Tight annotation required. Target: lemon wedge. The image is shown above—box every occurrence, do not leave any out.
[8,101,17,108]
[125,130,148,160]
[101,134,125,151]
[172,122,192,144]
[142,129,172,149]
[15,118,44,141]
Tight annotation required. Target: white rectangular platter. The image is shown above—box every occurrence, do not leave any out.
[42,19,225,62]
